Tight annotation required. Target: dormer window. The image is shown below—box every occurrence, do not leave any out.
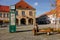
[18,6,21,8]
[19,6,21,7]
[26,7,28,8]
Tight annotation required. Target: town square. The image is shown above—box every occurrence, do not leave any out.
[0,0,60,40]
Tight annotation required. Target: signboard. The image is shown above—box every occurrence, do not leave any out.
[11,14,15,25]
[10,5,15,9]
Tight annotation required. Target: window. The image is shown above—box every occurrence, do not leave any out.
[22,11,25,16]
[0,13,2,17]
[7,13,9,18]
[29,11,32,16]
[3,13,5,17]
[19,6,21,7]
[26,7,28,8]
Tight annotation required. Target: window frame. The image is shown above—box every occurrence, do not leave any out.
[29,11,33,16]
[22,11,25,16]
[0,13,2,17]
[3,13,6,17]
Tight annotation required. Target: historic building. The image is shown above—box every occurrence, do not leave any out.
[36,14,51,25]
[15,0,36,25]
[0,0,36,25]
[0,5,9,25]
[36,0,60,24]
[36,10,56,24]
[45,10,56,24]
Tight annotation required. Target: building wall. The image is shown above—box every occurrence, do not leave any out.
[0,12,9,24]
[0,9,36,26]
[16,9,36,25]
[47,14,56,24]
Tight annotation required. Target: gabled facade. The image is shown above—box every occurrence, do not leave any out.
[15,0,36,25]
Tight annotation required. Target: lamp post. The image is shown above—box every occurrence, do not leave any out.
[9,5,16,33]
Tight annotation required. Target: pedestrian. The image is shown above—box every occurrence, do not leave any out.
[33,23,39,35]
[35,23,39,32]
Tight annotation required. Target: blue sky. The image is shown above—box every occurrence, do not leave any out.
[0,0,55,16]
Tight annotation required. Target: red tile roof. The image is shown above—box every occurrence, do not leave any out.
[56,0,60,6]
[38,10,60,18]
[0,5,9,12]
[15,0,35,10]
[45,10,56,15]
[37,9,56,17]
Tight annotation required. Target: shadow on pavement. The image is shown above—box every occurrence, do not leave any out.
[16,30,32,33]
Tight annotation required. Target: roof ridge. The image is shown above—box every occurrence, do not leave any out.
[15,0,35,9]
[21,0,24,1]
[0,5,9,7]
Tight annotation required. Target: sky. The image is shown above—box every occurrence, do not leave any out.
[0,0,55,17]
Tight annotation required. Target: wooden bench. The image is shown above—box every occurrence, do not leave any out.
[33,28,53,35]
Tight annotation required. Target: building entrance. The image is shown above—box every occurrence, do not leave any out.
[21,18,26,25]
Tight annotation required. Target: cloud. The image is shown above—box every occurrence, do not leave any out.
[34,2,38,6]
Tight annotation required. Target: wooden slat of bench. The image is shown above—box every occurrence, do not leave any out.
[39,29,51,32]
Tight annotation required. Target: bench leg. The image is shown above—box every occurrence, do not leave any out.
[47,32,50,35]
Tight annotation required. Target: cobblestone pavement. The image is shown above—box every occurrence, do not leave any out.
[0,24,60,40]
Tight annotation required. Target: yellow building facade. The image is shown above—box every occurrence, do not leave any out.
[16,9,36,25]
[15,0,36,25]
